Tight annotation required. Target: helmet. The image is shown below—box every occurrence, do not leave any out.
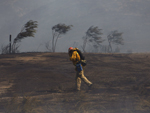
[68,47,73,52]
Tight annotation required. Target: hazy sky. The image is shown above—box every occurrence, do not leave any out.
[1,0,150,53]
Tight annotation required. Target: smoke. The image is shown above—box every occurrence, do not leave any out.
[1,0,150,53]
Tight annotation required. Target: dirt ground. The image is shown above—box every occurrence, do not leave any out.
[0,52,150,113]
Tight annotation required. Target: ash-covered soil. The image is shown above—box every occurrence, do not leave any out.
[0,52,150,113]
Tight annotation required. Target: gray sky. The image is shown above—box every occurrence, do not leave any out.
[1,0,150,53]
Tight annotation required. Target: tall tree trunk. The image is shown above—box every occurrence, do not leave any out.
[54,34,60,52]
[83,35,88,53]
[9,35,11,54]
[108,41,112,53]
[52,30,55,52]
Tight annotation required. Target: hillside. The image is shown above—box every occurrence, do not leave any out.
[0,52,150,113]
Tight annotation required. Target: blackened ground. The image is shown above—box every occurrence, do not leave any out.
[0,52,150,113]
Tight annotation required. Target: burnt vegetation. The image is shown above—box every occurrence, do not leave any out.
[0,52,150,113]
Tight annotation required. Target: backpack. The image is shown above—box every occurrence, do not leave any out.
[75,48,87,66]
[76,48,85,60]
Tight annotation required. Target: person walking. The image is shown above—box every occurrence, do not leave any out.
[68,47,92,91]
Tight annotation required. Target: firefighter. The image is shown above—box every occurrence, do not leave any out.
[68,47,92,91]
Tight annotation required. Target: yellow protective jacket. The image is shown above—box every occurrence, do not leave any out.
[69,48,81,66]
